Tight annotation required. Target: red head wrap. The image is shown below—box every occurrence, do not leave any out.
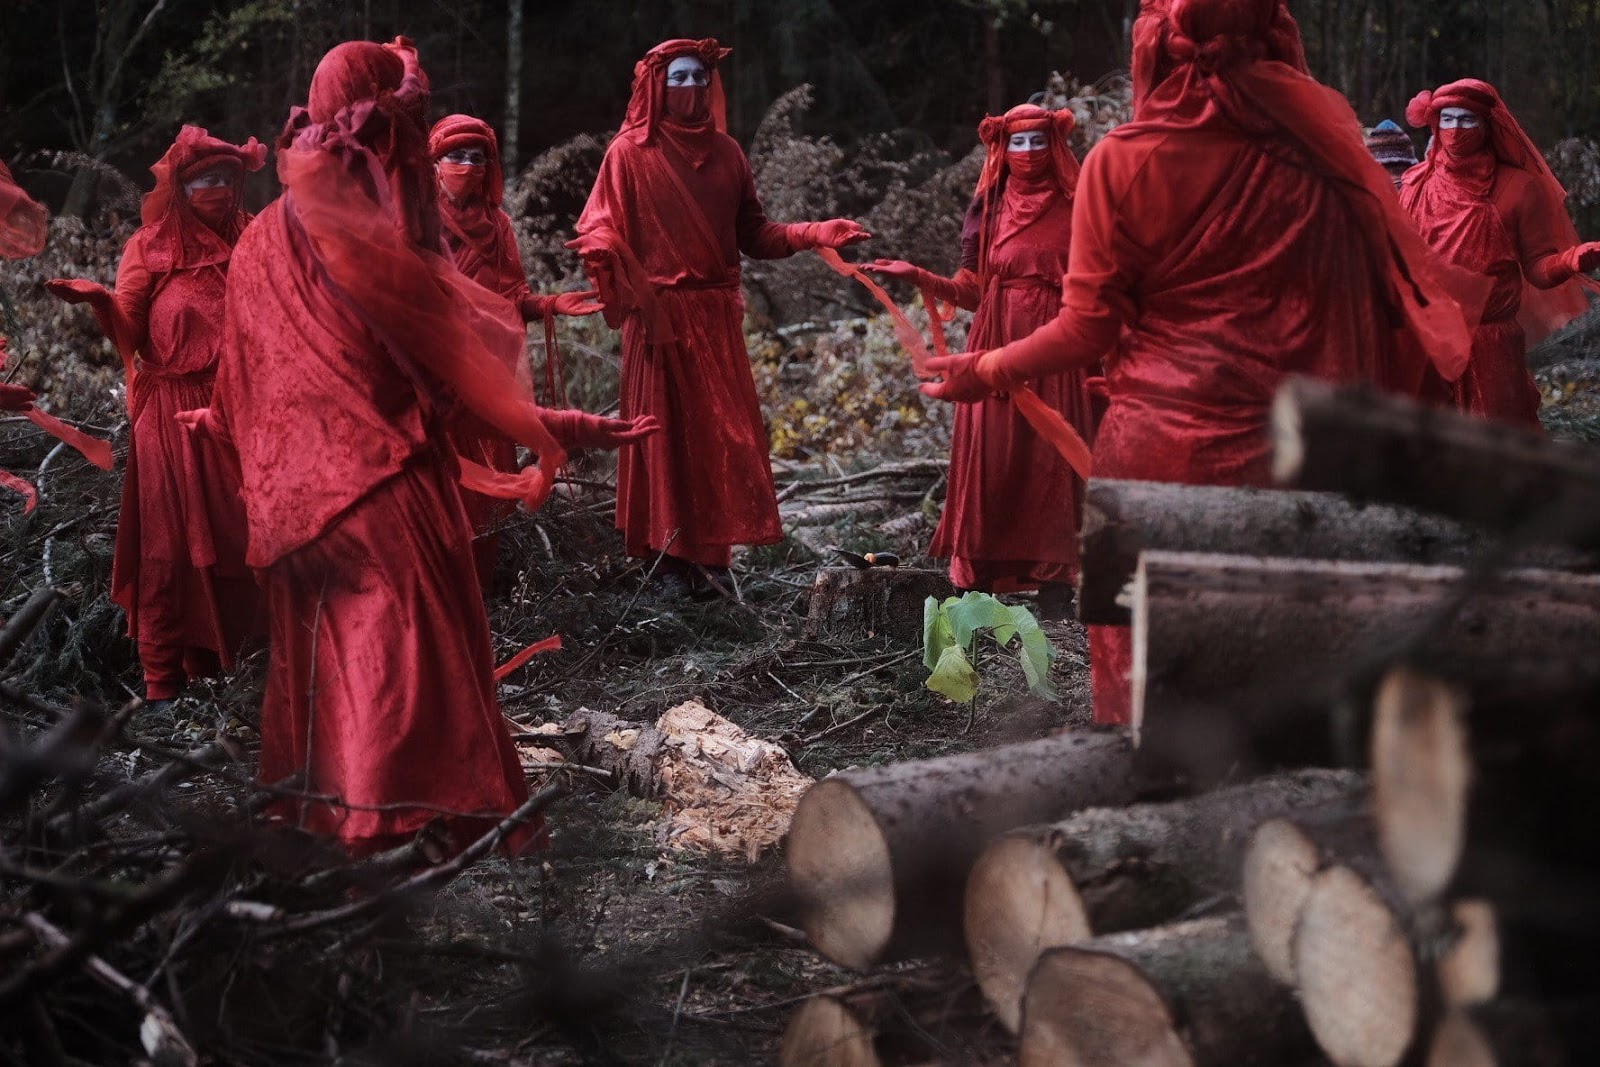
[138,125,266,271]
[975,104,1080,197]
[428,114,506,209]
[1132,0,1307,110]
[619,38,732,149]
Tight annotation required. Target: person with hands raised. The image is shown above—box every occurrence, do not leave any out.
[571,38,868,598]
[866,104,1092,616]
[921,0,1474,725]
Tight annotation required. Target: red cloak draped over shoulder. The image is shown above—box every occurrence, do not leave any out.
[927,105,1094,593]
[49,127,265,700]
[572,38,817,569]
[0,160,48,260]
[207,39,555,855]
[1401,79,1599,427]
[966,0,1474,725]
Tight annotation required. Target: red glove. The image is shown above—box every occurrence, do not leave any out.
[861,259,924,283]
[0,382,36,412]
[544,410,661,450]
[550,289,604,317]
[920,352,993,404]
[1575,242,1600,275]
[800,219,871,250]
[46,277,113,309]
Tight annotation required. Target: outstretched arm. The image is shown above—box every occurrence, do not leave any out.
[735,157,869,259]
[862,260,982,311]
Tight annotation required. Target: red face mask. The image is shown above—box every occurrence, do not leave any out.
[1439,126,1488,160]
[436,162,484,202]
[1007,150,1050,181]
[664,85,711,124]
[187,186,235,226]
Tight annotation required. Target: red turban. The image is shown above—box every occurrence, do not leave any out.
[138,126,266,272]
[975,104,1079,198]
[428,114,505,209]
[620,38,732,149]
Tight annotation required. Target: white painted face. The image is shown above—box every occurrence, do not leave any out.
[183,169,234,196]
[441,147,488,166]
[1438,107,1483,130]
[666,56,710,87]
[1008,131,1048,152]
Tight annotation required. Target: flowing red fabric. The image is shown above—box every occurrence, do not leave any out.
[46,127,263,700]
[927,105,1095,591]
[493,633,562,682]
[1401,79,1598,427]
[0,160,48,259]
[572,38,820,568]
[958,0,1474,724]
[208,38,548,855]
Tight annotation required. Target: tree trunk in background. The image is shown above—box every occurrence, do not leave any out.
[984,16,1003,115]
[503,0,523,175]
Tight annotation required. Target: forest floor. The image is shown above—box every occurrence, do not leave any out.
[3,304,1598,1064]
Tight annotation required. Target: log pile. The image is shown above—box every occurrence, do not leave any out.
[779,383,1600,1066]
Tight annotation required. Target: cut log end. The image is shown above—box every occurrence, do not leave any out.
[1241,818,1322,985]
[788,779,896,970]
[1438,900,1500,1010]
[1270,385,1305,486]
[964,833,1092,1033]
[1020,948,1195,1067]
[1371,667,1471,904]
[1426,1013,1496,1067]
[1295,864,1419,1067]
[779,996,883,1067]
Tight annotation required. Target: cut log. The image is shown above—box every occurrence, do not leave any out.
[1129,551,1600,749]
[777,971,991,1067]
[1240,806,1380,985]
[1438,900,1500,1010]
[1271,376,1600,550]
[965,769,1363,1031]
[1369,668,1472,904]
[779,997,881,1067]
[1076,480,1592,626]
[1018,915,1313,1067]
[804,567,955,643]
[1294,864,1420,1067]
[788,732,1138,969]
[559,708,666,797]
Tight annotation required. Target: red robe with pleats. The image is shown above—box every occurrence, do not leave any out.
[928,110,1093,592]
[50,127,264,700]
[574,39,833,569]
[958,2,1473,725]
[204,40,560,855]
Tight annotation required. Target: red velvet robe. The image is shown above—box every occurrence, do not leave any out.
[206,40,556,855]
[575,77,808,569]
[929,183,1091,591]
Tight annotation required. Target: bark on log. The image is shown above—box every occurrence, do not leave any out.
[1271,377,1600,550]
[1294,864,1422,1067]
[1077,480,1592,626]
[1370,668,1472,905]
[964,768,1363,1031]
[804,567,955,644]
[1018,914,1314,1067]
[558,708,665,797]
[788,731,1138,969]
[1129,551,1600,751]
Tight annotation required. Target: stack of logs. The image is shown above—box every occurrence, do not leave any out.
[779,379,1600,1067]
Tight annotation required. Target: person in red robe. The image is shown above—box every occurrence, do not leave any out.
[193,38,621,855]
[864,105,1092,616]
[2,164,50,503]
[921,0,1474,726]
[46,128,265,703]
[1401,79,1600,428]
[427,114,631,590]
[571,38,869,596]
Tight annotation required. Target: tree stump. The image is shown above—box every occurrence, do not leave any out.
[804,567,954,643]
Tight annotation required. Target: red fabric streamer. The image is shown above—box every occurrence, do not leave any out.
[1402,79,1599,427]
[22,408,113,470]
[818,246,933,375]
[0,160,48,260]
[572,38,855,569]
[0,470,37,512]
[493,634,563,682]
[210,37,547,857]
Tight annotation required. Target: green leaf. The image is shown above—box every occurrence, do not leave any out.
[1016,627,1059,700]
[922,595,957,671]
[926,642,979,704]
[945,592,1014,651]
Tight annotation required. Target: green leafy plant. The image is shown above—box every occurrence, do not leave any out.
[922,592,1058,706]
